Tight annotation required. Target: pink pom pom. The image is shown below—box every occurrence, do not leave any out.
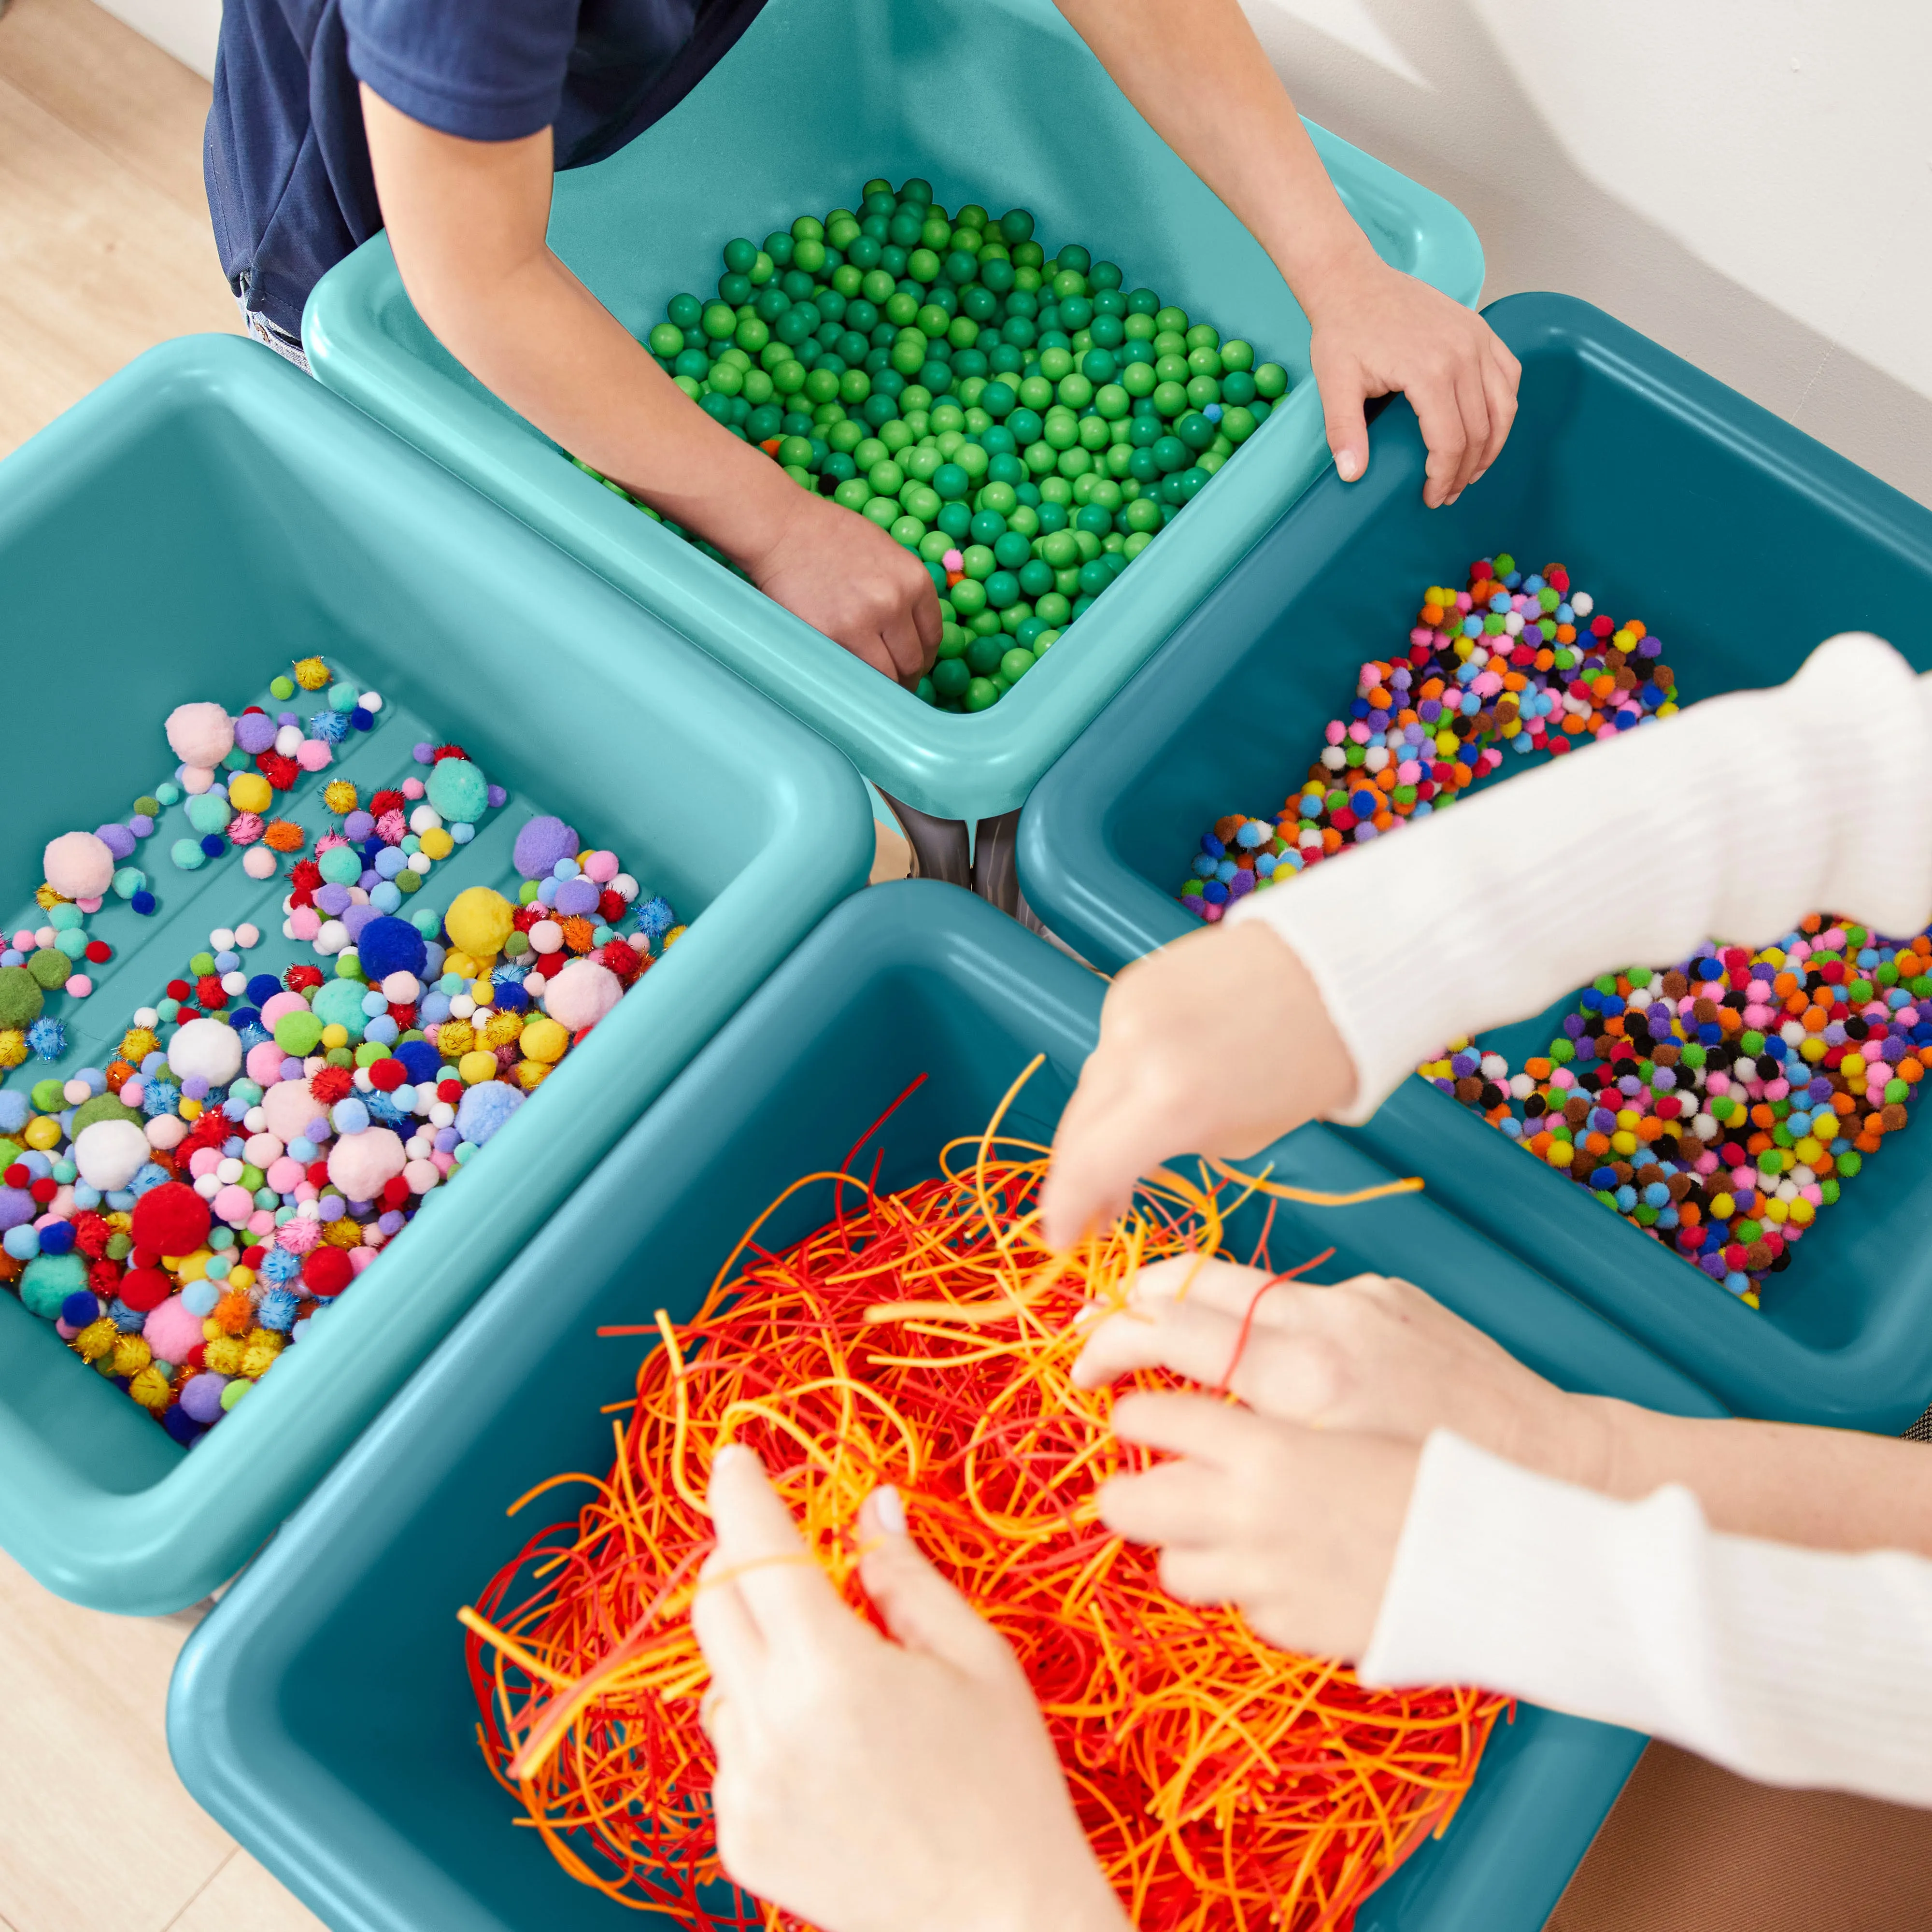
[288,907,322,941]
[43,830,115,900]
[244,847,279,880]
[942,548,963,571]
[296,739,333,771]
[146,1115,188,1151]
[247,1209,278,1236]
[66,975,93,999]
[544,958,622,1032]
[375,809,406,845]
[327,1126,406,1199]
[583,850,620,883]
[166,701,235,768]
[214,1183,256,1224]
[188,1147,222,1179]
[259,990,309,1026]
[275,1216,321,1253]
[181,766,216,796]
[349,1246,379,1275]
[143,1298,207,1366]
[266,1155,304,1193]
[243,1132,284,1169]
[228,812,264,846]
[247,1042,287,1085]
[76,896,103,914]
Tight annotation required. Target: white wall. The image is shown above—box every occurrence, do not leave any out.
[97,0,219,81]
[1244,0,1932,507]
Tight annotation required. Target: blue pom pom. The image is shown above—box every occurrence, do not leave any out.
[247,973,282,1007]
[107,1295,146,1331]
[162,1406,205,1445]
[350,708,374,731]
[260,1245,302,1286]
[25,1017,66,1062]
[129,1162,170,1196]
[1234,822,1265,849]
[131,890,157,915]
[141,1080,181,1118]
[455,1080,524,1148]
[362,1089,406,1127]
[394,1040,441,1085]
[199,833,226,858]
[61,1291,99,1327]
[256,1287,301,1331]
[636,896,675,938]
[1199,834,1225,858]
[309,710,349,744]
[491,980,531,1014]
[0,1092,27,1134]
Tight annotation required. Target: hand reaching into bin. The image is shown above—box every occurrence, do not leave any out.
[691,1445,1130,1932]
[1053,0,1519,505]
[360,91,940,687]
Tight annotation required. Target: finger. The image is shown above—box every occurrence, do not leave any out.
[855,1487,1015,1677]
[690,1548,765,1700]
[1072,1292,1243,1392]
[1096,1458,1232,1548]
[879,607,927,686]
[1443,369,1491,505]
[1406,374,1469,511]
[1109,1389,1270,1465]
[706,1443,852,1644]
[1474,349,1518,480]
[1157,1543,1246,1609]
[836,625,902,682]
[1040,1064,1183,1252]
[1316,354,1371,483]
[909,580,943,664]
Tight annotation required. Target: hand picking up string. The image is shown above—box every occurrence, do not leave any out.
[459,1062,1488,1932]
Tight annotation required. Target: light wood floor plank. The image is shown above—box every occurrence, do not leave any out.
[167,1849,328,1932]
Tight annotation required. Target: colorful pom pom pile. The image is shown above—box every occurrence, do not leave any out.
[1180,553,1932,1308]
[460,1073,1495,1932]
[1179,555,1677,918]
[0,663,685,1440]
[578,177,1289,714]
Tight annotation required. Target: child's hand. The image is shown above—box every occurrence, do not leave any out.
[1073,1258,1606,1488]
[745,493,941,688]
[1038,922,1357,1251]
[691,1446,1129,1932]
[1099,1392,1415,1660]
[1305,256,1520,509]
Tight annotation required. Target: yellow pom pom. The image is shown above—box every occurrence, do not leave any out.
[293,655,331,690]
[129,1365,173,1412]
[323,1218,362,1250]
[457,1049,499,1085]
[23,1114,61,1151]
[518,1017,569,1065]
[180,1097,203,1122]
[240,1329,286,1379]
[204,1335,245,1376]
[514,1059,551,1094]
[0,1030,25,1072]
[111,1334,154,1378]
[436,1020,477,1060]
[446,886,515,960]
[664,924,687,949]
[324,780,359,815]
[419,826,454,860]
[228,1264,256,1292]
[227,771,273,815]
[73,1317,119,1364]
[481,1012,524,1050]
[121,1026,159,1063]
[320,1023,350,1051]
[174,1248,212,1281]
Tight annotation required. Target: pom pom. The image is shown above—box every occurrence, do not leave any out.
[327,1125,406,1199]
[455,1080,524,1148]
[165,701,235,769]
[294,656,331,690]
[426,757,489,824]
[0,965,44,1029]
[324,780,358,814]
[513,815,579,881]
[544,958,622,1032]
[256,751,299,791]
[234,710,277,755]
[142,1295,206,1363]
[130,1181,211,1257]
[73,1119,151,1191]
[168,1017,243,1088]
[356,916,427,982]
[43,830,115,900]
[446,887,515,959]
[26,1016,66,1061]
[264,819,305,852]
[303,1246,354,1297]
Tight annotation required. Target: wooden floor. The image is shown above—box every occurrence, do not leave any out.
[0,0,239,461]
[2,4,1930,1930]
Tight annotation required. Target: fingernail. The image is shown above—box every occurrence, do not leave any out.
[713,1441,753,1471]
[871,1484,907,1535]
[1335,450,1362,482]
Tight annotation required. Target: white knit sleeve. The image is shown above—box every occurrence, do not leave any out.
[1227,634,1932,1122]
[1358,1430,1932,1807]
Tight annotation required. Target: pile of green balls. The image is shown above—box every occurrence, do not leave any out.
[585,176,1289,713]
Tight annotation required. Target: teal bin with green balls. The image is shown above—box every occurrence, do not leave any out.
[169,883,1725,1932]
[0,333,874,1616]
[1017,292,1932,1436]
[301,0,1483,831]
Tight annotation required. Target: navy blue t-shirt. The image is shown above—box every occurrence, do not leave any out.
[205,0,768,342]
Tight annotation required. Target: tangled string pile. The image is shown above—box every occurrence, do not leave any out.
[462,1069,1506,1931]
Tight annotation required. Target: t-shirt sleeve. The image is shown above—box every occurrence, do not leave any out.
[342,0,583,142]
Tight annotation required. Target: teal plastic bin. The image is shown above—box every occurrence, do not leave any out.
[0,336,873,1615]
[302,0,1483,826]
[169,883,1723,1932]
[1018,292,1932,1434]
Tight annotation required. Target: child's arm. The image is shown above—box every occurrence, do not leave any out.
[1041,631,1932,1247]
[359,90,939,687]
[1053,0,1519,506]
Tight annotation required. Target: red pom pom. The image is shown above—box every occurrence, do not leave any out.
[368,1058,406,1092]
[242,1245,266,1268]
[369,789,407,816]
[289,860,323,892]
[303,1247,354,1298]
[1590,614,1614,638]
[429,743,469,765]
[512,903,544,934]
[28,1177,57,1206]
[196,974,227,1010]
[285,963,325,993]
[85,940,112,965]
[598,889,628,925]
[534,950,567,979]
[131,1182,212,1258]
[438,1079,464,1104]
[120,1266,173,1312]
[166,979,192,1002]
[2,1163,27,1189]
[381,1175,411,1210]
[596,940,642,985]
[183,1342,207,1372]
[72,1211,112,1258]
[309,1065,354,1105]
[306,1160,333,1189]
[257,750,299,790]
[387,1002,417,1028]
[87,1258,122,1296]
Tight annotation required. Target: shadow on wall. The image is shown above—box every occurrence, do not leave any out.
[1245,0,1932,510]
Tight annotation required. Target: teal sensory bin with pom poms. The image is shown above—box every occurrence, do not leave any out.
[169,882,1726,1932]
[1018,292,1932,1435]
[0,334,874,1615]
[301,0,1483,824]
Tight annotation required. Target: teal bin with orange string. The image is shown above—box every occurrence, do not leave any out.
[0,335,873,1616]
[1017,292,1932,1435]
[169,883,1724,1932]
[300,0,1484,829]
